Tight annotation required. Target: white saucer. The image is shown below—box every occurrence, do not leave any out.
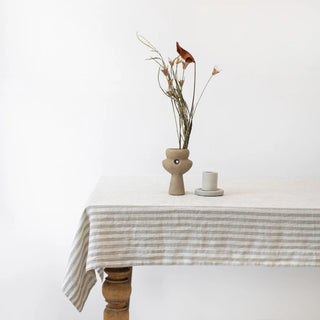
[195,188,224,197]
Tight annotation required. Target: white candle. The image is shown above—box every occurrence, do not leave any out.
[202,171,218,191]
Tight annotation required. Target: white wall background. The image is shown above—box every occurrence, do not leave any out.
[1,0,320,319]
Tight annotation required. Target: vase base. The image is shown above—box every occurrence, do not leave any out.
[169,174,185,195]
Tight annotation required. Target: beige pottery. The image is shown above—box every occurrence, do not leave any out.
[162,148,192,195]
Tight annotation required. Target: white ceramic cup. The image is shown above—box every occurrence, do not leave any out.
[202,171,218,191]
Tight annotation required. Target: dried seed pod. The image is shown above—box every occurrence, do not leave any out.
[212,67,220,75]
[176,42,195,63]
[162,68,169,76]
[182,62,189,70]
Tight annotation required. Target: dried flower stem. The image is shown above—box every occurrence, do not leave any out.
[137,33,220,149]
[193,74,214,117]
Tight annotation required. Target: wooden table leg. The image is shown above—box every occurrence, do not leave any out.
[102,267,132,320]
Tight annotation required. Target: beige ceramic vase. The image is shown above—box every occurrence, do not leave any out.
[162,148,193,195]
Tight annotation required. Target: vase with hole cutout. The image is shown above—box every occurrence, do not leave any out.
[162,148,193,195]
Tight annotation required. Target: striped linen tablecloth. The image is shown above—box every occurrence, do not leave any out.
[63,176,320,311]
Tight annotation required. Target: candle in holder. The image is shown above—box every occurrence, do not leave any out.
[195,171,224,197]
[202,171,218,191]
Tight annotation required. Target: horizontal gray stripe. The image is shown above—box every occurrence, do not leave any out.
[87,206,320,217]
[90,215,320,225]
[89,221,320,232]
[87,247,318,257]
[89,234,319,244]
[88,242,320,251]
[86,258,320,269]
[88,228,319,238]
[87,249,318,258]
[87,255,320,264]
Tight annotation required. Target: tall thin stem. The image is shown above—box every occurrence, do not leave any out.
[190,63,197,120]
[183,62,197,149]
[170,99,180,148]
[192,74,214,117]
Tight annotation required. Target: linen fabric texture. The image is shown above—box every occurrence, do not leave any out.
[62,177,320,311]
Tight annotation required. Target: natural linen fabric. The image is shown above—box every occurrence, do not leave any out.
[62,176,320,312]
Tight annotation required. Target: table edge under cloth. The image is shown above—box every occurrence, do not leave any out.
[62,205,320,311]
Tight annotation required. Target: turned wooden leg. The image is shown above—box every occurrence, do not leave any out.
[102,267,132,320]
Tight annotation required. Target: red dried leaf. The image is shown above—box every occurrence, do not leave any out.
[176,42,195,64]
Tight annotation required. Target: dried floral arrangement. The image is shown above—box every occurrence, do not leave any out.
[137,33,220,149]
